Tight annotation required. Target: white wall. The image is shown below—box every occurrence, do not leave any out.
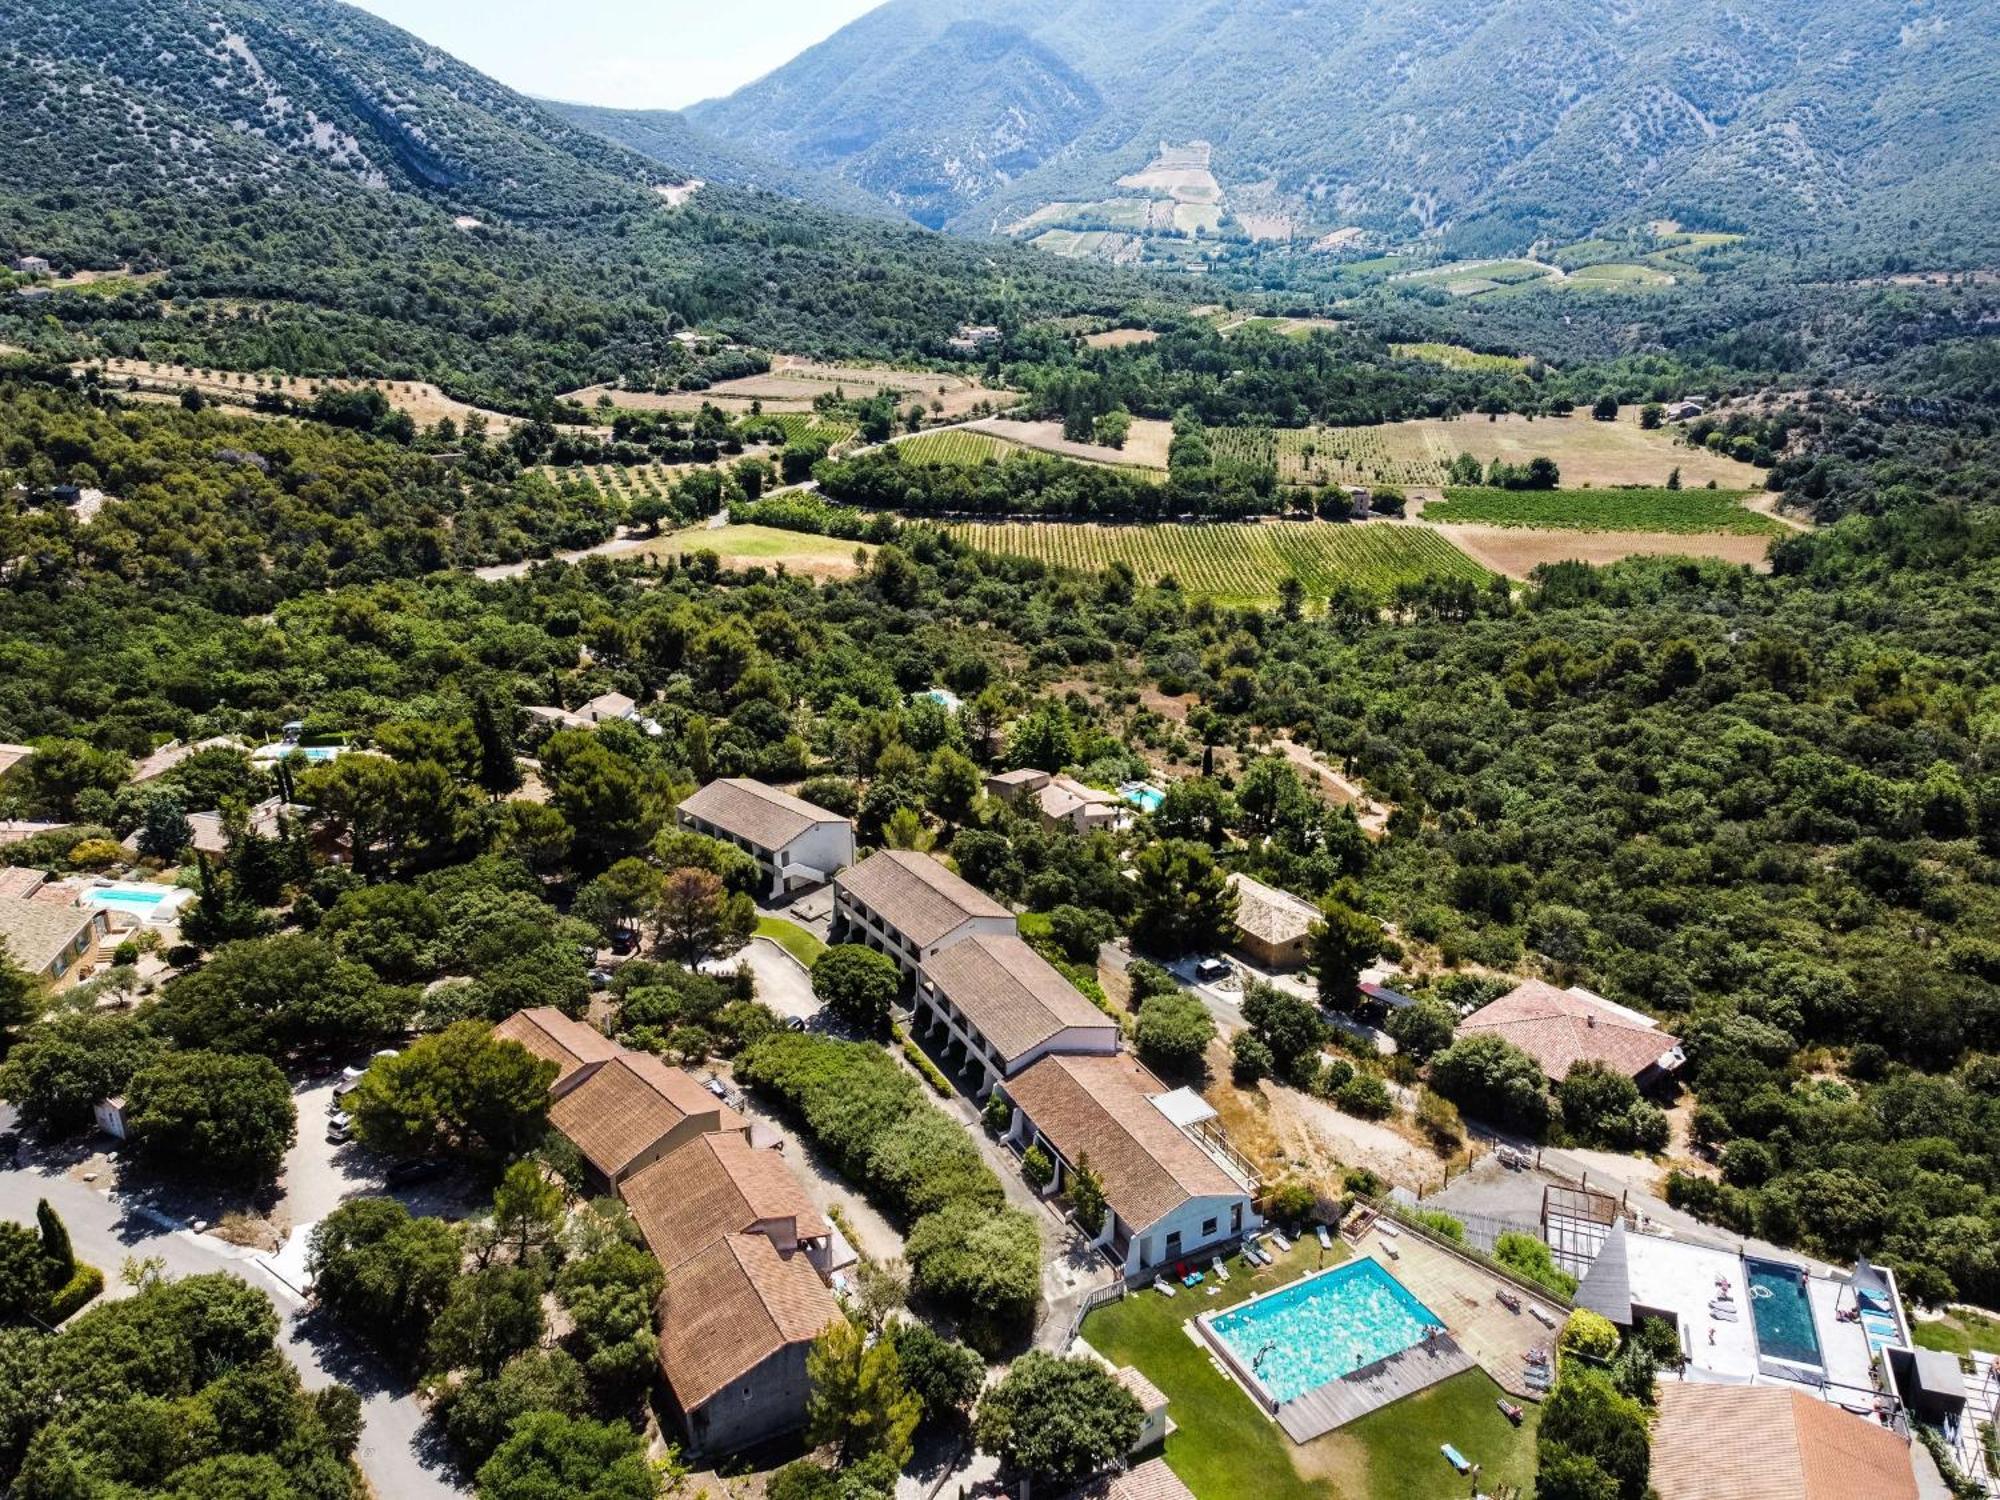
[1128,1192,1260,1275]
[778,821,854,885]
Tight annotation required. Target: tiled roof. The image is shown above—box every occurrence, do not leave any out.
[130,736,244,783]
[1074,1459,1196,1500]
[0,868,48,900]
[547,1053,743,1178]
[1039,777,1120,823]
[922,933,1116,1064]
[679,777,848,852]
[621,1131,828,1273]
[580,691,637,720]
[1114,1365,1169,1413]
[986,768,1049,788]
[0,745,33,779]
[1651,1382,1916,1500]
[1227,873,1320,946]
[1005,1054,1243,1233]
[0,896,95,976]
[1457,980,1681,1083]
[836,849,1011,948]
[491,1007,622,1085]
[657,1233,839,1412]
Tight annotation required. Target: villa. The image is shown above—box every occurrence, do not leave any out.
[675,777,854,898]
[525,690,665,738]
[0,895,109,990]
[1456,979,1685,1089]
[1649,1381,1920,1500]
[1226,873,1320,970]
[492,1006,624,1086]
[1001,1052,1261,1276]
[910,932,1120,1097]
[831,848,1015,976]
[982,768,1125,832]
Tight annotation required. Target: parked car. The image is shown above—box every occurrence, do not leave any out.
[785,1016,808,1032]
[588,968,615,991]
[326,1115,352,1144]
[385,1157,450,1187]
[609,930,637,956]
[1194,957,1232,983]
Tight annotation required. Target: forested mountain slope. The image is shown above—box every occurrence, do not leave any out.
[691,0,2000,259]
[0,0,1153,403]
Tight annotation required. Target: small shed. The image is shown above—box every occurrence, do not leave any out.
[94,1096,128,1140]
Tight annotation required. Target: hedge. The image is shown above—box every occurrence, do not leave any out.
[45,1262,105,1323]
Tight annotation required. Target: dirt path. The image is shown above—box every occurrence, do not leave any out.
[963,415,1171,470]
[1739,487,1813,532]
[1269,736,1392,834]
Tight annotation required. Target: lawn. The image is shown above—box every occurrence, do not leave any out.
[1913,1308,2000,1359]
[1081,1241,1539,1500]
[950,520,1488,605]
[755,916,826,969]
[1425,486,1779,535]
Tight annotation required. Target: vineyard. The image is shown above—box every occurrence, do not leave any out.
[1208,425,1454,487]
[538,464,678,507]
[1424,486,1780,535]
[894,429,1018,465]
[950,520,1487,603]
[745,412,857,447]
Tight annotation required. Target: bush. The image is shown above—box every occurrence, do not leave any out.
[43,1262,105,1323]
[1133,990,1214,1078]
[1415,1087,1463,1150]
[1021,1145,1054,1189]
[1263,1178,1316,1224]
[982,1091,1012,1134]
[1494,1232,1579,1297]
[1230,1031,1273,1084]
[1409,1209,1466,1243]
[1559,1308,1621,1361]
[905,1201,1041,1354]
[895,1026,953,1096]
[1334,1071,1393,1120]
[1428,1033,1550,1133]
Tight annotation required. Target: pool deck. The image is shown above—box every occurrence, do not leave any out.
[1276,1331,1477,1442]
[1356,1227,1567,1401]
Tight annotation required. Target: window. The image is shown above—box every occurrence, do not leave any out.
[1202,1218,1218,1238]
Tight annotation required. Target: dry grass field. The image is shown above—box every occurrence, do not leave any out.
[963,416,1174,470]
[85,358,520,431]
[1436,525,1778,579]
[1082,328,1161,349]
[631,524,872,579]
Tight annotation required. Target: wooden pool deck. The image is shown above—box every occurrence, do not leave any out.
[1276,1331,1476,1441]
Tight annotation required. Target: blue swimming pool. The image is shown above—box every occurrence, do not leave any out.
[1747,1258,1823,1369]
[1120,781,1165,813]
[1204,1260,1444,1404]
[83,884,191,922]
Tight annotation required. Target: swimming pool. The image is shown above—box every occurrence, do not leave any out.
[1203,1260,1444,1405]
[83,883,192,924]
[1119,781,1165,813]
[1747,1258,1824,1370]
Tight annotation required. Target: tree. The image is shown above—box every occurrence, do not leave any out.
[347,1021,557,1164]
[0,1010,161,1133]
[974,1352,1143,1488]
[1241,981,1327,1083]
[888,1320,983,1428]
[470,689,523,797]
[806,1317,921,1469]
[307,1198,460,1358]
[474,1411,659,1500]
[155,933,410,1058]
[1231,1031,1273,1084]
[1152,778,1232,845]
[905,1202,1041,1353]
[1043,904,1115,964]
[1385,997,1457,1061]
[1638,403,1665,430]
[811,945,902,1031]
[0,941,37,1044]
[442,1349,589,1466]
[1591,394,1620,421]
[35,1201,73,1284]
[1130,839,1236,957]
[1308,899,1381,1010]
[491,1161,565,1264]
[653,866,753,964]
[125,1051,296,1184]
[0,1223,48,1323]
[427,1264,546,1378]
[554,1239,662,1402]
[1134,989,1215,1078]
[574,859,662,945]
[926,748,982,828]
[1069,1153,1107,1236]
[135,789,194,862]
[1428,1034,1550,1133]
[1536,1367,1650,1500]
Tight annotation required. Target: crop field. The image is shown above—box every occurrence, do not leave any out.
[539,463,680,505]
[1207,411,1763,491]
[1397,259,1557,296]
[950,520,1487,603]
[747,412,858,446]
[894,429,1017,465]
[1566,262,1676,288]
[1391,342,1531,373]
[1425,486,1778,534]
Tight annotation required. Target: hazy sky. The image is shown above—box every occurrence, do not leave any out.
[347,0,881,110]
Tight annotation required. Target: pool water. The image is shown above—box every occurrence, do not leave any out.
[1747,1259,1823,1368]
[1206,1260,1444,1404]
[83,885,188,922]
[1120,782,1165,813]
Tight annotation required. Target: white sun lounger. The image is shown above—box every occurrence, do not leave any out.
[1377,1221,1402,1238]
[1211,1256,1231,1282]
[1317,1225,1333,1250]
[1156,1279,1179,1297]
[1529,1305,1558,1328]
[1270,1230,1292,1252]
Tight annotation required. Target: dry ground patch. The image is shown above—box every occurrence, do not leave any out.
[963,415,1174,470]
[1436,524,1778,579]
[1082,327,1162,349]
[629,523,871,580]
[86,358,518,430]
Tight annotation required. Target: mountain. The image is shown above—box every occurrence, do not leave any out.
[543,102,896,220]
[0,0,1153,404]
[689,0,2000,261]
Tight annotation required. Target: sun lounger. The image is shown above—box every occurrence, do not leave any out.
[1155,1279,1179,1297]
[1211,1256,1231,1282]
[1529,1305,1557,1328]
[1383,1243,1400,1260]
[1497,1400,1525,1425]
[1316,1225,1333,1250]
[1496,1289,1523,1313]
[1441,1443,1472,1475]
[1270,1230,1292,1252]
[1376,1221,1401,1238]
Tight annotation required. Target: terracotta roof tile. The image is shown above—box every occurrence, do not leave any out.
[836,849,1011,948]
[547,1053,743,1179]
[656,1234,839,1412]
[491,1007,622,1085]
[1651,1382,1916,1500]
[678,777,849,852]
[1227,873,1320,947]
[621,1132,827,1272]
[0,896,97,976]
[1074,1459,1196,1500]
[921,933,1116,1064]
[1458,980,1681,1083]
[1005,1054,1242,1232]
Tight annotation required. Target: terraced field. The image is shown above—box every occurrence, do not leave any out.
[951,520,1487,603]
[1425,486,1779,535]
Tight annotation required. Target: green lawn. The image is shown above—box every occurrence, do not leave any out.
[1913,1308,2000,1359]
[1080,1243,1539,1500]
[755,916,826,968]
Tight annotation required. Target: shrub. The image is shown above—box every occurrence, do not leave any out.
[44,1262,104,1323]
[1409,1209,1466,1243]
[894,1026,953,1096]
[1494,1232,1579,1297]
[1334,1071,1393,1120]
[1415,1087,1463,1150]
[1264,1178,1316,1224]
[1021,1145,1054,1189]
[1559,1308,1621,1361]
[1230,1031,1272,1084]
[1133,990,1214,1077]
[982,1091,1012,1134]
[906,1202,1041,1354]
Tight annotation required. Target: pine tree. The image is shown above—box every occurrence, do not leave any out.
[471,689,522,798]
[36,1199,75,1281]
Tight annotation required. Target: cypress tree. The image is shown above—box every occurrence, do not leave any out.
[36,1199,74,1281]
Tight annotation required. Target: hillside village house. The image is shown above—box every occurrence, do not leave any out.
[0,895,109,990]
[525,690,664,738]
[912,932,1119,1097]
[1456,979,1685,1090]
[11,256,50,275]
[493,1008,843,1456]
[675,777,854,898]
[832,848,1015,976]
[1226,872,1320,970]
[983,767,1125,833]
[622,1131,844,1454]
[1003,1052,1261,1277]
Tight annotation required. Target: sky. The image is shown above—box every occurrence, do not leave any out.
[347,0,881,110]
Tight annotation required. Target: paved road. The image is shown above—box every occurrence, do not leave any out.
[0,1132,465,1498]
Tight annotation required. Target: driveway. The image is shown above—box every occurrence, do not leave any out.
[0,1121,465,1498]
[281,1078,483,1230]
[707,936,821,1024]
